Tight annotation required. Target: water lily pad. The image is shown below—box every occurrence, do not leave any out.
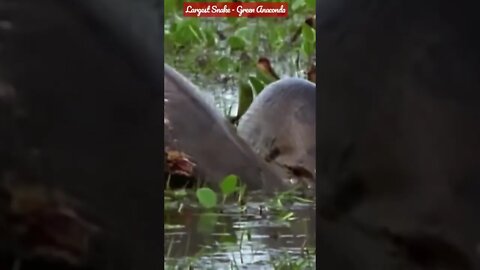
[196,187,217,209]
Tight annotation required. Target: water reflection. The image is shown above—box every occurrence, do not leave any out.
[165,201,315,269]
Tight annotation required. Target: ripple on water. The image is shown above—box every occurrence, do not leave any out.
[164,200,315,269]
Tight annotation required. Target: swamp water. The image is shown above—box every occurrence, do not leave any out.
[164,191,316,269]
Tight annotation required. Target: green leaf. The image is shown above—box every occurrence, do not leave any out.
[237,184,247,204]
[281,212,296,221]
[164,0,176,14]
[256,70,276,85]
[301,40,314,57]
[249,76,266,95]
[234,26,252,40]
[173,20,205,45]
[226,16,239,25]
[220,174,239,196]
[227,36,247,51]
[237,82,254,119]
[301,24,315,57]
[197,212,218,234]
[292,0,306,11]
[196,188,218,209]
[301,24,315,42]
[173,22,192,44]
[306,0,316,11]
[271,28,287,51]
[204,29,217,47]
[188,24,204,44]
[217,56,234,72]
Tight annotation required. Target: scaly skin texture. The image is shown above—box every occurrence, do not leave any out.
[164,64,291,193]
[237,78,316,189]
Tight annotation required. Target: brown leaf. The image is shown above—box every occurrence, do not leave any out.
[257,57,280,80]
[165,149,196,177]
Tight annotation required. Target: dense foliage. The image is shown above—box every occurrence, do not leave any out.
[164,0,316,117]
